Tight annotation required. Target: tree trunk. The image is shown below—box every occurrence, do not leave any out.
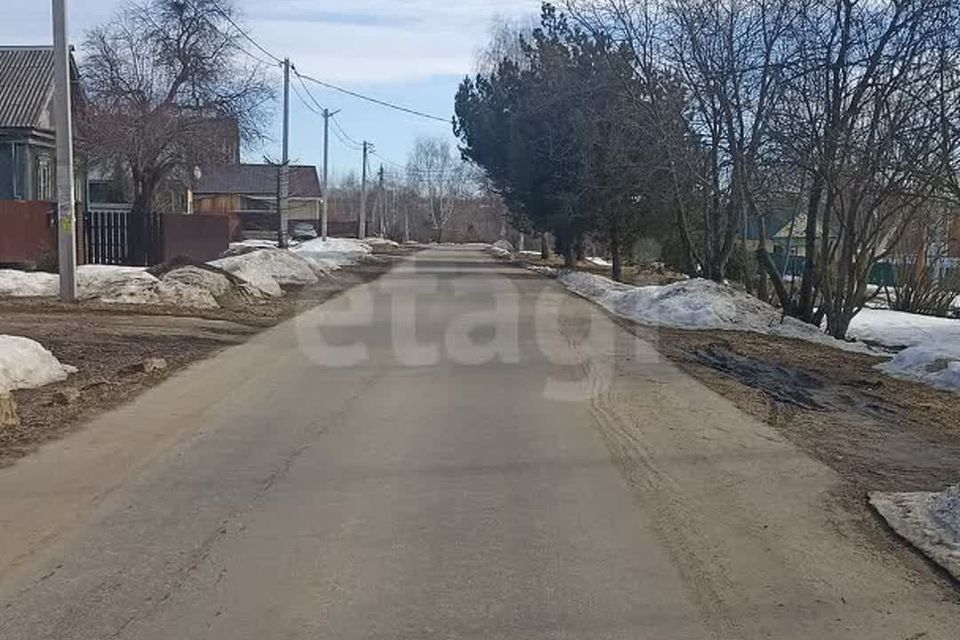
[575,236,585,263]
[611,234,623,283]
[129,174,159,266]
[563,242,575,268]
[540,232,550,259]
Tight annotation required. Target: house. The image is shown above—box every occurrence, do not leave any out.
[192,164,323,233]
[0,46,86,204]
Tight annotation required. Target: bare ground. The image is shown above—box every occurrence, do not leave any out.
[0,250,413,466]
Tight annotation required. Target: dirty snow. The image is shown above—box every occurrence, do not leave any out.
[560,272,865,351]
[292,237,373,269]
[210,249,317,297]
[488,239,514,257]
[870,487,960,583]
[878,344,960,391]
[0,266,219,308]
[0,335,76,393]
[0,269,58,297]
[161,266,233,299]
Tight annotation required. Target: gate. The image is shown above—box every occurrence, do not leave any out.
[83,204,163,266]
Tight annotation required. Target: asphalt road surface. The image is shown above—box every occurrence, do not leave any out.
[1,247,958,639]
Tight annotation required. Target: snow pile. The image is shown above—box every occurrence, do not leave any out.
[586,256,612,267]
[933,485,960,538]
[161,266,232,299]
[0,335,76,393]
[878,344,960,391]
[560,272,864,351]
[292,237,373,269]
[365,237,400,249]
[0,269,58,297]
[489,239,514,257]
[0,266,219,309]
[210,249,318,297]
[870,486,960,582]
[845,309,960,392]
[847,308,960,349]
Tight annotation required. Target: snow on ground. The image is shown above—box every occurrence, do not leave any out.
[0,266,219,308]
[559,271,867,351]
[586,256,612,267]
[846,308,960,349]
[210,248,321,297]
[0,335,76,393]
[488,239,514,257]
[365,237,399,248]
[878,344,960,391]
[870,486,960,583]
[0,269,57,297]
[845,308,960,391]
[292,237,373,269]
[161,266,232,299]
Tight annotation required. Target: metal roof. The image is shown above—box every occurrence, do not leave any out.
[195,164,323,198]
[0,47,55,129]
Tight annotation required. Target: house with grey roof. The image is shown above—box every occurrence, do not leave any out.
[0,46,86,203]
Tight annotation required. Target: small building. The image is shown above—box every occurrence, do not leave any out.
[192,164,322,233]
[0,46,86,204]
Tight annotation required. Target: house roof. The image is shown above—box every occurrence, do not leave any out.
[195,164,322,198]
[0,47,56,129]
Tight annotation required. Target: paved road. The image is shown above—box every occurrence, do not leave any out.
[1,247,957,639]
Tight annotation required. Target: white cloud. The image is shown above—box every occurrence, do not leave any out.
[244,0,540,84]
[0,0,540,85]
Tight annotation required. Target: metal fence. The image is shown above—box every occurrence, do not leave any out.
[83,204,163,266]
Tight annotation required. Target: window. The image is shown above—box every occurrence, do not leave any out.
[36,154,54,201]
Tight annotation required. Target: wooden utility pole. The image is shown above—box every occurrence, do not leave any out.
[359,141,370,239]
[279,57,290,248]
[321,109,339,242]
[52,0,76,302]
[377,164,385,237]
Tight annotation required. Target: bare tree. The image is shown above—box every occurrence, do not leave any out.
[80,0,272,262]
[406,137,473,243]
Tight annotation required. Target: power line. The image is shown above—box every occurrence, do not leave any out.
[296,72,451,124]
[206,0,284,64]
[332,117,363,149]
[292,68,327,114]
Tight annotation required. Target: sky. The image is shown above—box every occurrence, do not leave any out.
[2,0,541,183]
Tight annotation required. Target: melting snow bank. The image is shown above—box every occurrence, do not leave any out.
[210,249,325,297]
[846,308,960,349]
[292,237,373,269]
[0,237,381,308]
[878,344,960,391]
[845,309,960,392]
[0,335,75,393]
[0,266,219,309]
[870,486,960,583]
[488,239,514,257]
[559,272,867,352]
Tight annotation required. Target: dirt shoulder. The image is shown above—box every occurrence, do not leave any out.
[507,250,960,586]
[0,249,414,466]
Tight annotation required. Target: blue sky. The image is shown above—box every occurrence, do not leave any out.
[2,0,541,182]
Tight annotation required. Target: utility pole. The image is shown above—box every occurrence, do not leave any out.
[403,192,410,243]
[359,141,370,239]
[377,164,385,237]
[52,0,76,302]
[279,57,291,248]
[321,109,339,242]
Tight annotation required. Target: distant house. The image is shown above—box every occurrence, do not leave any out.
[0,46,85,204]
[192,164,323,232]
